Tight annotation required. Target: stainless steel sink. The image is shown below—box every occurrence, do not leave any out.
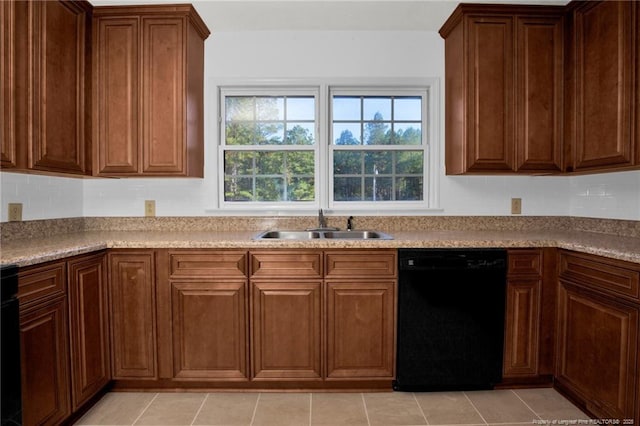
[255,230,321,240]
[322,230,393,240]
[253,230,392,240]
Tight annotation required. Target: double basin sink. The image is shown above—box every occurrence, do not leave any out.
[253,230,393,240]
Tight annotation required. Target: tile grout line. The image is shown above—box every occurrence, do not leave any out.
[462,392,489,425]
[360,393,372,426]
[511,389,544,421]
[309,393,312,426]
[190,393,210,426]
[411,392,430,425]
[130,392,159,426]
[249,392,261,426]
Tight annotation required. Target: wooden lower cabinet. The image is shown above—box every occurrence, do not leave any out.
[170,281,248,380]
[19,296,71,426]
[326,281,395,379]
[108,251,157,379]
[68,253,110,411]
[251,281,322,380]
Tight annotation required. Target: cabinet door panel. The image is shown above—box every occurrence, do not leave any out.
[556,282,638,419]
[171,281,248,379]
[95,17,139,174]
[68,254,110,410]
[30,0,87,174]
[20,298,71,426]
[326,281,395,378]
[503,278,541,376]
[515,16,563,171]
[142,17,184,174]
[466,16,514,172]
[252,281,322,380]
[1,1,16,168]
[574,1,634,170]
[109,252,157,379]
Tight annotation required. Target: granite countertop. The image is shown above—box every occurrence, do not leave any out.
[1,229,639,267]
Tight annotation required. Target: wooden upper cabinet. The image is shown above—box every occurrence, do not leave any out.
[440,5,564,174]
[1,1,16,168]
[6,0,91,175]
[93,5,209,177]
[569,1,636,172]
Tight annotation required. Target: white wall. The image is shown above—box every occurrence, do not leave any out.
[2,25,639,221]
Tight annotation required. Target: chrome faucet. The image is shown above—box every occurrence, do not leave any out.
[318,209,327,228]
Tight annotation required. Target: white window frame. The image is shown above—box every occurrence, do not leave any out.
[215,79,440,214]
[218,86,321,211]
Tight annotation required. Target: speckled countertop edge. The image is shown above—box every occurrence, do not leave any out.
[1,229,639,267]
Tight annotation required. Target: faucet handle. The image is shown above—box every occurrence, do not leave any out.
[347,216,354,231]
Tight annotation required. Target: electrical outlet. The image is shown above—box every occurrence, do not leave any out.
[8,203,23,221]
[511,198,522,215]
[145,200,156,217]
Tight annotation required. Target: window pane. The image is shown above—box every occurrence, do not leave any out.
[226,122,258,145]
[396,177,423,200]
[224,150,315,202]
[364,119,391,145]
[285,123,315,145]
[257,123,284,144]
[256,97,284,120]
[334,177,362,201]
[334,151,362,175]
[364,151,392,174]
[226,97,254,121]
[394,124,422,145]
[395,151,423,174]
[333,123,361,145]
[394,97,422,121]
[287,97,315,120]
[333,97,360,120]
[363,97,391,121]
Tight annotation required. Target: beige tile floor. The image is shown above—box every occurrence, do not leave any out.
[75,388,591,426]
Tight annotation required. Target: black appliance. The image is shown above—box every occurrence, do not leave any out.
[1,265,22,425]
[394,249,507,391]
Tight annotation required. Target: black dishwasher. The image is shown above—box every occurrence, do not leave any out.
[394,249,507,391]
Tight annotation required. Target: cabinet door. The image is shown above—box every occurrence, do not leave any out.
[556,281,638,419]
[252,281,322,380]
[1,1,15,168]
[68,253,110,410]
[503,278,541,377]
[170,281,248,380]
[465,15,515,172]
[20,297,71,426]
[515,16,563,172]
[141,17,184,174]
[94,17,140,175]
[326,281,395,379]
[108,251,157,379]
[28,0,89,174]
[573,1,634,171]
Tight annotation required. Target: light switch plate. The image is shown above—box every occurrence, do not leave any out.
[511,198,522,215]
[8,203,23,221]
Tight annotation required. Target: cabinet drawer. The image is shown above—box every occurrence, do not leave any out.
[325,251,397,278]
[169,251,247,278]
[508,250,542,275]
[559,251,640,301]
[250,251,322,279]
[18,261,66,306]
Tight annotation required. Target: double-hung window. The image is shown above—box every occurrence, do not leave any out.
[219,84,432,211]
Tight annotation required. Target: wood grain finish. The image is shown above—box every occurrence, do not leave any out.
[556,281,638,420]
[108,251,157,379]
[19,296,71,426]
[251,251,322,279]
[325,251,396,278]
[326,281,395,379]
[503,278,541,376]
[94,17,139,174]
[252,281,322,380]
[169,251,247,278]
[515,16,563,171]
[171,281,248,380]
[93,5,209,177]
[572,1,635,171]
[67,253,110,411]
[18,260,66,307]
[1,1,15,168]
